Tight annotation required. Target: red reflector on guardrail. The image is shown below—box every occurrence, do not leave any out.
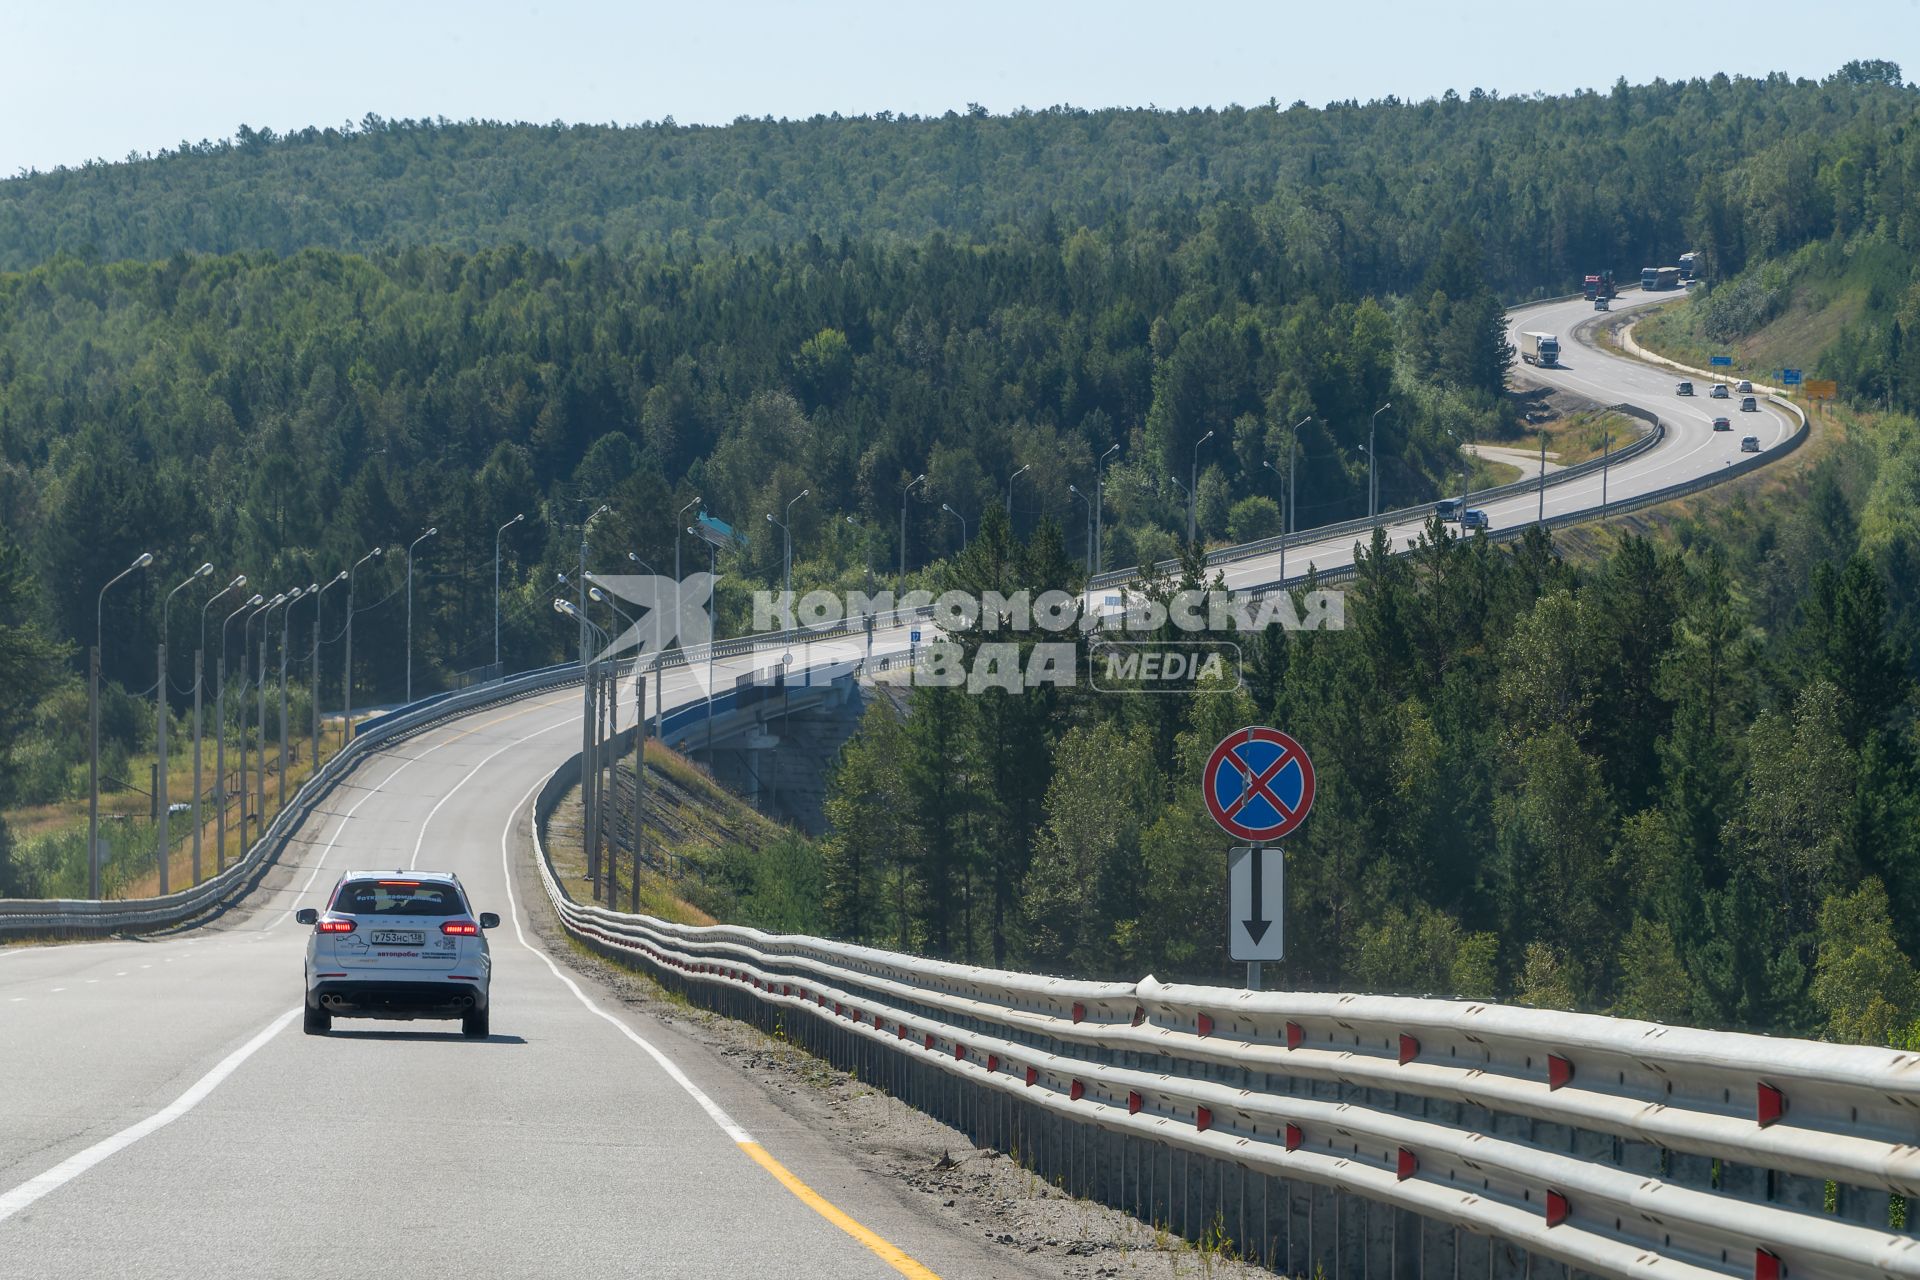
[1398,1034,1419,1065]
[1285,1021,1302,1050]
[1070,1080,1085,1101]
[1131,1005,1146,1027]
[954,1043,966,1061]
[1285,1124,1302,1151]
[1026,1067,1038,1087]
[1197,1013,1214,1036]
[897,1024,907,1040]
[923,1033,935,1050]
[1396,1149,1417,1181]
[1128,1091,1143,1115]
[987,1054,999,1072]
[1754,1248,1781,1280]
[1072,1002,1086,1023]
[1546,1189,1569,1227]
[1548,1054,1574,1090]
[1757,1082,1786,1127]
[1196,1106,1212,1132]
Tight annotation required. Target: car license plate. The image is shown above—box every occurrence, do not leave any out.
[371,930,423,946]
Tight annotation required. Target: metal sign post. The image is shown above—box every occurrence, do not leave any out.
[1204,726,1315,989]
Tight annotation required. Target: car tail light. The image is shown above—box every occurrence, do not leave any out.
[442,920,479,936]
[316,917,355,934]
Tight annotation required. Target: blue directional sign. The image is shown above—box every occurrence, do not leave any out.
[910,630,921,643]
[1782,368,1803,387]
[1709,355,1733,367]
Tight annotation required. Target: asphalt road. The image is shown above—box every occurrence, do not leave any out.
[0,289,1793,1278]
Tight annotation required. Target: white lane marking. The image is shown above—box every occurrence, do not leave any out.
[7,997,22,1003]
[84,979,98,985]
[49,987,65,993]
[277,695,574,922]
[115,972,127,977]
[406,718,576,871]
[496,778,753,1144]
[0,1007,298,1226]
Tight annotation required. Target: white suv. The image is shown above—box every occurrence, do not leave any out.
[297,871,498,1037]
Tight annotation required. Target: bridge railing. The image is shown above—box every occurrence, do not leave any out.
[532,762,1917,1278]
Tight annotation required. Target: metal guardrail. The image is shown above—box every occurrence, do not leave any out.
[530,777,1920,1277]
[0,662,586,938]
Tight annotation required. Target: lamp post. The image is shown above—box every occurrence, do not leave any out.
[1188,431,1214,544]
[281,583,316,812]
[1095,443,1119,576]
[1369,403,1392,526]
[494,513,524,676]
[941,503,968,550]
[846,515,874,663]
[689,525,721,752]
[1066,485,1093,577]
[1284,418,1308,585]
[1006,463,1031,522]
[90,552,152,898]
[576,504,610,668]
[675,496,701,586]
[342,547,383,744]
[193,574,245,885]
[216,593,260,875]
[899,473,926,587]
[157,562,213,893]
[238,593,276,848]
[555,597,610,895]
[766,489,809,663]
[314,570,348,769]
[257,592,290,827]
[405,528,437,704]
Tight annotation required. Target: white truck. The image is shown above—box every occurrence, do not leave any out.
[1519,331,1561,367]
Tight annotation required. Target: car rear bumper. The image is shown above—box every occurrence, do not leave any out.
[309,978,487,1019]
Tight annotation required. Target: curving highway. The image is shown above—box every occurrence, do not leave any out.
[0,288,1796,1277]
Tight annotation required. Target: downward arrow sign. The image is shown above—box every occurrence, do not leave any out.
[1243,848,1272,944]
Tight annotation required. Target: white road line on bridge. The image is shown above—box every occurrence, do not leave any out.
[405,716,576,871]
[0,1008,299,1226]
[275,692,573,922]
[495,780,940,1279]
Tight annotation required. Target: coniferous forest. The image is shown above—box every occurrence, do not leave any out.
[2,65,1919,1040]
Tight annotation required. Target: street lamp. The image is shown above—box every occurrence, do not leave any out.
[1188,431,1215,544]
[238,593,277,847]
[89,551,152,898]
[256,591,291,826]
[157,562,213,892]
[494,513,524,674]
[941,502,968,550]
[675,495,701,585]
[215,592,261,875]
[314,570,348,768]
[577,504,611,666]
[1369,403,1392,525]
[555,596,612,897]
[1283,417,1309,585]
[899,473,926,586]
[280,583,317,812]
[766,488,809,660]
[847,515,874,660]
[406,527,437,703]
[1007,463,1031,521]
[192,574,246,885]
[1094,443,1119,576]
[1066,485,1092,577]
[342,547,383,744]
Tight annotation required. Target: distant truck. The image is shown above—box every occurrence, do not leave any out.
[1582,270,1616,301]
[1519,331,1562,367]
[1679,251,1699,280]
[1641,266,1683,291]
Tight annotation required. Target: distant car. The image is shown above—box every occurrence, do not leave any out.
[1675,381,1695,396]
[1435,498,1461,521]
[1735,379,1753,394]
[1710,383,1730,399]
[1740,436,1761,453]
[297,871,500,1037]
[1740,396,1758,412]
[1460,508,1491,530]
[1712,417,1732,431]
[1594,297,1609,311]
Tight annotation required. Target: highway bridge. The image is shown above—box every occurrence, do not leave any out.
[6,294,1898,1280]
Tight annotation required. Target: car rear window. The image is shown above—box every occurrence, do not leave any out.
[332,879,468,916]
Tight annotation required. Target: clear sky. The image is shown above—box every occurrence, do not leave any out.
[4,0,1917,176]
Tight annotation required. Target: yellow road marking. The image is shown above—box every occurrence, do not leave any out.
[737,1141,942,1279]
